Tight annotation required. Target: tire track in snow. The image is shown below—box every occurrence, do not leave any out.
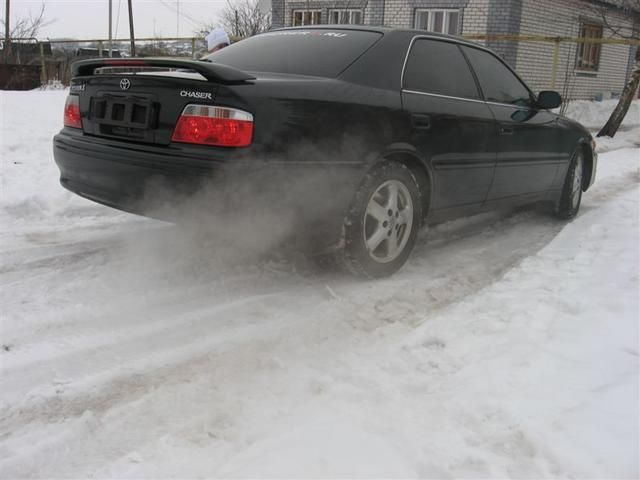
[0,211,575,436]
[3,166,638,395]
[1,290,293,378]
[0,311,302,435]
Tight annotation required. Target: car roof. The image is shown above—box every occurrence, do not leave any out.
[273,25,481,48]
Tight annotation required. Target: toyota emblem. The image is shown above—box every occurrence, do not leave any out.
[120,78,131,91]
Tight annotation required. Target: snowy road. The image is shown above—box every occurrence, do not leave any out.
[1,91,639,478]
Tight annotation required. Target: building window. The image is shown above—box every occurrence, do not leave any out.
[329,9,363,24]
[414,9,460,35]
[292,10,322,26]
[576,23,603,72]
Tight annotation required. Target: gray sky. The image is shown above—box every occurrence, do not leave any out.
[7,0,226,39]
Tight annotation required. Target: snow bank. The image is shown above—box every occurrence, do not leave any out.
[595,127,640,153]
[560,99,640,153]
[0,90,103,219]
[562,99,640,129]
[0,90,134,242]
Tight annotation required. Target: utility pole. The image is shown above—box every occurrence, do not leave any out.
[235,9,239,37]
[108,0,113,57]
[4,0,10,63]
[127,0,136,56]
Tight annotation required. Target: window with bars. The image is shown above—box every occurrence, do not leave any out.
[329,9,363,25]
[292,10,322,26]
[414,9,460,35]
[576,23,603,72]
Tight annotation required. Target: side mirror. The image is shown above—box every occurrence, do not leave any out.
[537,91,562,110]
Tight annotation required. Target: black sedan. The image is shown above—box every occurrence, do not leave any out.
[53,26,597,277]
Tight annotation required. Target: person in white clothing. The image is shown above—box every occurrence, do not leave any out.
[206,28,230,53]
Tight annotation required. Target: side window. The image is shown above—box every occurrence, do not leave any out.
[403,39,480,100]
[461,46,532,106]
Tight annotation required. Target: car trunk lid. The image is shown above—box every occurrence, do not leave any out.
[71,58,254,146]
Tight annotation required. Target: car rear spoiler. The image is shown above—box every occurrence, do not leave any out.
[71,57,255,83]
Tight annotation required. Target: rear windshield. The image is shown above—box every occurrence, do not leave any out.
[204,30,382,77]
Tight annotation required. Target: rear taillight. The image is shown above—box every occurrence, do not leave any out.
[63,95,82,129]
[171,105,253,147]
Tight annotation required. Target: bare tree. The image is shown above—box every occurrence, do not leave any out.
[589,0,640,137]
[599,48,640,137]
[202,0,270,40]
[2,3,53,65]
[1,3,52,40]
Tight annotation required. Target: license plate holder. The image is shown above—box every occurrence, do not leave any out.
[91,94,156,130]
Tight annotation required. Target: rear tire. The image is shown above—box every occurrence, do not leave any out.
[556,147,584,220]
[337,161,423,278]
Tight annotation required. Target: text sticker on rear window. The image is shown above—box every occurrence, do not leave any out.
[265,31,348,38]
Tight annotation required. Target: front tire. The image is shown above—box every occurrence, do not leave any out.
[339,161,423,278]
[556,147,584,220]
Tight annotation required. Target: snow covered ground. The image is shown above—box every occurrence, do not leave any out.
[1,91,638,478]
[561,99,640,153]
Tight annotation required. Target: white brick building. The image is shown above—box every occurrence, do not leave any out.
[270,0,639,99]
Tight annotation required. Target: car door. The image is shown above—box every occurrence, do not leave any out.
[461,45,564,200]
[401,38,497,212]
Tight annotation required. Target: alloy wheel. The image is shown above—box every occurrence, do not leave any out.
[572,154,583,209]
[363,179,414,264]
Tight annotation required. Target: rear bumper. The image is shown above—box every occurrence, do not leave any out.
[53,130,366,240]
[54,130,224,217]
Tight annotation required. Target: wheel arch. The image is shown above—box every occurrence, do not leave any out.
[380,145,433,218]
[577,138,595,191]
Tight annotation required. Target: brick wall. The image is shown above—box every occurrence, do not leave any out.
[461,0,490,36]
[514,0,636,99]
[485,0,522,65]
[272,0,286,27]
[367,0,386,25]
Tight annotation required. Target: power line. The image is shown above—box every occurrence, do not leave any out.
[157,0,200,29]
[114,0,122,38]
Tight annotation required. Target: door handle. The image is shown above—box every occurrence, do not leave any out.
[500,125,514,135]
[411,114,431,130]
